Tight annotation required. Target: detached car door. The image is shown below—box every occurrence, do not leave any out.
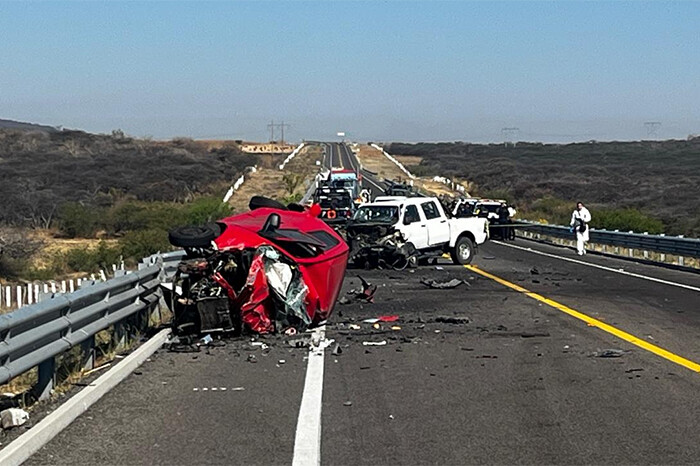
[401,204,429,249]
[421,200,450,246]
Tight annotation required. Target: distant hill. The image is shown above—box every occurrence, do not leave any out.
[0,118,58,132]
[0,129,254,229]
[387,139,700,237]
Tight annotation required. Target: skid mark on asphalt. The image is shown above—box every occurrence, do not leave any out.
[465,265,700,373]
[494,241,700,293]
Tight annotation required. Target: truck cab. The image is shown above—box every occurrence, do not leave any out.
[347,196,489,265]
[328,169,361,203]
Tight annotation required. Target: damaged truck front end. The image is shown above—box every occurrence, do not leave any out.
[346,221,416,270]
[166,197,349,338]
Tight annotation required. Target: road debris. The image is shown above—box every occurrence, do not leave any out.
[362,340,388,346]
[83,362,112,376]
[593,349,626,358]
[1,408,29,429]
[378,315,399,322]
[434,316,470,324]
[340,276,378,304]
[363,315,399,324]
[420,278,468,289]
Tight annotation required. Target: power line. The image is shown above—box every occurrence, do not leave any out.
[267,120,275,142]
[276,121,290,144]
[266,120,291,143]
[501,127,520,146]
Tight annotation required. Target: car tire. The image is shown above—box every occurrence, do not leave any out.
[169,225,218,248]
[451,236,475,265]
[249,196,287,211]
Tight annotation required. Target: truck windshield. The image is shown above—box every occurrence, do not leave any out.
[353,205,399,224]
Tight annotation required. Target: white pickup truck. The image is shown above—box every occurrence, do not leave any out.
[346,196,489,266]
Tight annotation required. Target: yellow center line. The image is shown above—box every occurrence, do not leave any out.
[464,264,700,373]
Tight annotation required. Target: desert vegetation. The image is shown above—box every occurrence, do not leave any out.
[387,138,700,236]
[0,129,256,279]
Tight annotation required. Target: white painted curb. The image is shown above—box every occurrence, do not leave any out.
[0,328,172,466]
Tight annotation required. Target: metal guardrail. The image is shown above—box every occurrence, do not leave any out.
[515,221,700,258]
[0,250,185,399]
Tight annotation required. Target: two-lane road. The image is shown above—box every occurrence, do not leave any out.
[321,142,386,199]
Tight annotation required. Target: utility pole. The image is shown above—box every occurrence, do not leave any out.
[501,127,520,146]
[267,120,275,142]
[276,121,290,144]
[644,121,661,138]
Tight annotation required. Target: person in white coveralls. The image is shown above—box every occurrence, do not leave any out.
[570,202,591,255]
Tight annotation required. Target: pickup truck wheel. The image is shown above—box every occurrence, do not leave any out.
[451,236,475,265]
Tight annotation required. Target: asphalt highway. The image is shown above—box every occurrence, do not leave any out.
[26,237,700,465]
[323,142,386,199]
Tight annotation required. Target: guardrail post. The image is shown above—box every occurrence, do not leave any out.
[81,336,95,371]
[34,357,56,401]
[113,320,128,353]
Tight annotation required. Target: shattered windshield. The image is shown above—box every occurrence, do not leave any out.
[353,205,399,224]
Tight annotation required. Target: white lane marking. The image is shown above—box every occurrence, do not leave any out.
[494,240,700,293]
[292,326,327,466]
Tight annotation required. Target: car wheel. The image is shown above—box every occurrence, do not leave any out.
[249,196,287,211]
[168,225,218,248]
[451,236,474,265]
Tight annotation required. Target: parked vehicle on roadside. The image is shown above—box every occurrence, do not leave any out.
[384,180,420,197]
[346,196,489,268]
[452,198,516,240]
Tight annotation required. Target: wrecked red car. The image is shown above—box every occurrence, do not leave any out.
[166,197,349,336]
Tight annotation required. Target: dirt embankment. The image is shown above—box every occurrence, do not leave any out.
[226,145,323,212]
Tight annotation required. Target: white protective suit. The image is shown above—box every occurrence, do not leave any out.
[570,206,591,255]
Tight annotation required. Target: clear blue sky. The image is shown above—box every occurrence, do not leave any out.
[1,1,699,142]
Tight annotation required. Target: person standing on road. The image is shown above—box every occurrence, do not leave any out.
[570,202,592,255]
